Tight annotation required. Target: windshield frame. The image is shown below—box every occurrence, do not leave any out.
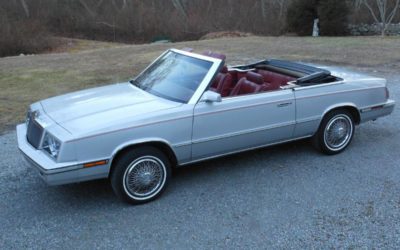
[132,49,223,105]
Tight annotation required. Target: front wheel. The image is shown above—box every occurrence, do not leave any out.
[312,110,355,155]
[110,146,171,204]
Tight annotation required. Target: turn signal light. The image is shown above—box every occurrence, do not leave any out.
[83,160,108,168]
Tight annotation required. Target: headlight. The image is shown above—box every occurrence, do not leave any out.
[42,132,61,159]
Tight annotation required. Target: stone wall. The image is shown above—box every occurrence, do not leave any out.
[349,23,400,36]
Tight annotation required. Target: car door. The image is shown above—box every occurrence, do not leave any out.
[191,89,296,160]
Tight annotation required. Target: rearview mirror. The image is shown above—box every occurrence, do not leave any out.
[201,90,222,103]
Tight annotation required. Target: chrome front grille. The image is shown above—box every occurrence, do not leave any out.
[26,114,43,149]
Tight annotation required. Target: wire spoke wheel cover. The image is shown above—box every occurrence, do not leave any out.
[323,114,353,151]
[123,156,167,200]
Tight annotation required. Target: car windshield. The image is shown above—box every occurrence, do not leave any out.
[132,51,213,103]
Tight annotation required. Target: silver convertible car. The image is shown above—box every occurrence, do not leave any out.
[17,49,395,204]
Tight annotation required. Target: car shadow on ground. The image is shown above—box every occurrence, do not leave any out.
[172,139,315,177]
[48,179,118,206]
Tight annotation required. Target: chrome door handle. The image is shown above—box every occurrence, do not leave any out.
[277,102,292,107]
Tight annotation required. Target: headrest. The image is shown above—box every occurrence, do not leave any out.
[246,71,264,85]
[202,50,226,61]
[220,66,228,73]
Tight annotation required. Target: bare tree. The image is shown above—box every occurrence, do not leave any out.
[171,0,187,19]
[20,0,29,17]
[273,0,288,19]
[357,0,400,36]
[260,0,288,20]
[78,0,97,17]
[260,0,268,20]
[110,0,128,12]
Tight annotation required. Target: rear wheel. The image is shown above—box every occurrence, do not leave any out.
[110,146,171,204]
[312,110,355,155]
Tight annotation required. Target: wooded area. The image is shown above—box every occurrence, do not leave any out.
[0,0,399,57]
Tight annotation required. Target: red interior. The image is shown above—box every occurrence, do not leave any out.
[230,72,263,96]
[203,50,296,97]
[257,70,296,90]
[210,67,296,97]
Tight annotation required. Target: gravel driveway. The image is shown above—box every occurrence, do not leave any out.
[0,69,399,249]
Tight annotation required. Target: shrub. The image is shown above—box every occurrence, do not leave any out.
[286,0,350,36]
[286,0,318,36]
[318,0,349,36]
[0,18,54,57]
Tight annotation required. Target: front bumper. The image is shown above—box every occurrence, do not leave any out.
[17,124,109,185]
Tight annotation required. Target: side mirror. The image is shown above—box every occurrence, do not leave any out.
[201,90,222,103]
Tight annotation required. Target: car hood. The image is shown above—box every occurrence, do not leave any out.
[40,83,181,136]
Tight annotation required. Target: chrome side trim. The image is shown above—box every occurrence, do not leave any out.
[172,141,192,148]
[296,116,321,124]
[178,135,312,166]
[359,100,395,113]
[360,106,384,113]
[192,121,295,144]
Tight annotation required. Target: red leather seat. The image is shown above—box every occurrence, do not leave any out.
[257,70,295,91]
[259,83,275,92]
[210,66,234,97]
[230,72,263,96]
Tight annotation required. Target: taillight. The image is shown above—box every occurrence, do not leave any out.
[385,87,390,99]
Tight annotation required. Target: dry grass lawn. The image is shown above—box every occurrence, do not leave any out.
[0,36,399,133]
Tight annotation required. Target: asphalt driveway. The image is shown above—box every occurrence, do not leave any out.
[0,69,399,249]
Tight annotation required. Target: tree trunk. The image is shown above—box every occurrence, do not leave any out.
[20,0,29,18]
[381,26,386,36]
[381,22,387,36]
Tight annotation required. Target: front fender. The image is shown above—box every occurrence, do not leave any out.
[109,137,178,166]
